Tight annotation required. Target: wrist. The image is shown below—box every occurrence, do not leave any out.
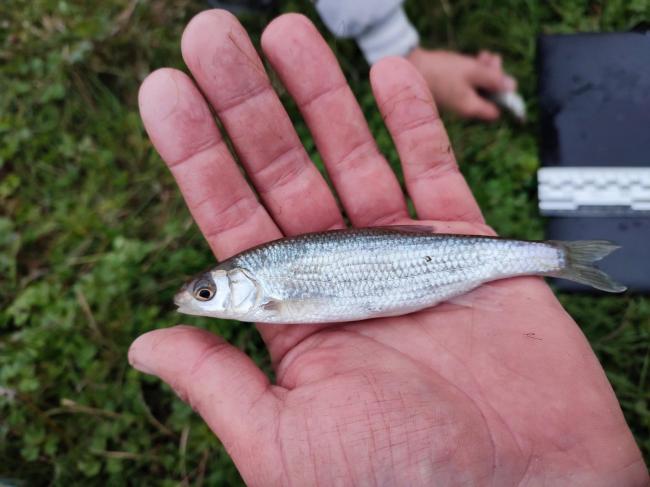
[356,6,419,65]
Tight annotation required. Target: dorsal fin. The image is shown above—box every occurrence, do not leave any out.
[372,225,436,234]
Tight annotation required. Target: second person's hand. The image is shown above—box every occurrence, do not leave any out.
[407,48,516,120]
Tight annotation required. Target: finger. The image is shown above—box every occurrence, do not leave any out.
[477,50,502,70]
[178,10,339,362]
[181,10,344,235]
[470,61,516,93]
[370,57,484,223]
[261,14,409,227]
[128,326,283,473]
[477,51,518,91]
[461,91,501,121]
[138,68,281,259]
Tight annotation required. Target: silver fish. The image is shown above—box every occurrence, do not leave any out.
[174,226,625,324]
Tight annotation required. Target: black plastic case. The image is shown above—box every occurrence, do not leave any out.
[537,32,650,292]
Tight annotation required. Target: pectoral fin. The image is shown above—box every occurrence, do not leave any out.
[261,297,329,322]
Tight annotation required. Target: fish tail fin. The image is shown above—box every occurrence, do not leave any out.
[550,240,626,293]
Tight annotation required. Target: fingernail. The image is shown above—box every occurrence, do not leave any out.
[138,69,180,121]
[503,76,516,92]
[128,342,156,375]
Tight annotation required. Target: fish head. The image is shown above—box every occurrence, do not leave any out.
[175,268,261,319]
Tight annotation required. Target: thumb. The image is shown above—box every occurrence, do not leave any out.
[128,325,283,456]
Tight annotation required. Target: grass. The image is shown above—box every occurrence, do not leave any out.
[1,0,648,484]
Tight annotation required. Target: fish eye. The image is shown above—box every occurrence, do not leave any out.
[196,288,214,301]
[192,278,216,301]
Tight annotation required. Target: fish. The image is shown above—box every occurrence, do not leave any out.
[174,226,625,324]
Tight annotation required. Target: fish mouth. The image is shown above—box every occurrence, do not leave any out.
[174,284,209,316]
[174,288,192,309]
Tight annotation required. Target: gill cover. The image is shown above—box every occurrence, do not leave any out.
[176,268,261,318]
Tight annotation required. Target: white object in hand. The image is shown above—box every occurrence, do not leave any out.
[490,90,526,122]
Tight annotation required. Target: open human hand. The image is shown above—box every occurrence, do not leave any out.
[407,48,517,121]
[129,10,647,485]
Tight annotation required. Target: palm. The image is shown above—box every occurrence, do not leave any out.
[270,277,622,485]
[129,10,646,486]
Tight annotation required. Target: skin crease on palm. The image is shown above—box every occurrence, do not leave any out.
[128,10,649,486]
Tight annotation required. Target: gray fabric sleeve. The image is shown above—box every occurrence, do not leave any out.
[316,0,420,64]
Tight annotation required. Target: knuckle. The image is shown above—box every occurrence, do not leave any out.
[198,194,262,238]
